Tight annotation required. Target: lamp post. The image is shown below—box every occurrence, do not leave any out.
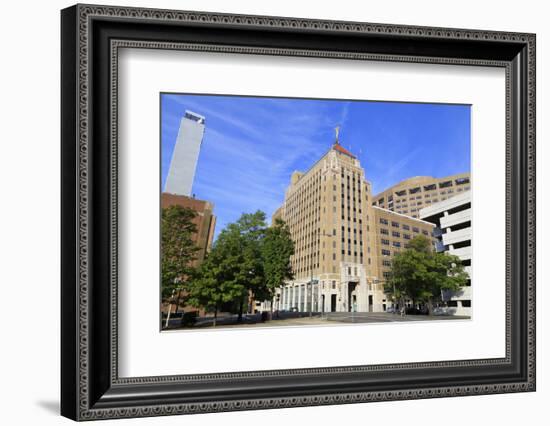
[309,232,332,318]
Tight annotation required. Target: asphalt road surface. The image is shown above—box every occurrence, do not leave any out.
[164,311,469,330]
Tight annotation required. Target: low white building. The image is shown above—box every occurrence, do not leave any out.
[419,191,472,317]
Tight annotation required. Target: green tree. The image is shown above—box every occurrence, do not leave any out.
[422,251,469,313]
[187,211,268,324]
[385,235,468,314]
[261,218,295,313]
[186,246,245,327]
[161,205,200,308]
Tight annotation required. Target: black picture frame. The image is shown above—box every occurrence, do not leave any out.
[61,4,536,421]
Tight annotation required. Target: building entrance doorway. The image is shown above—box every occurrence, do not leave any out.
[348,282,358,312]
[330,294,337,312]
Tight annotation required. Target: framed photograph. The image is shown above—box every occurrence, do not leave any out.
[61,4,536,421]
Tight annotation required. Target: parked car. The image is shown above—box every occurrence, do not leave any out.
[180,311,198,326]
[433,307,454,316]
[385,307,398,314]
[405,307,429,315]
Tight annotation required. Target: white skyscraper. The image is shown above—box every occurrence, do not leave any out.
[164,110,206,196]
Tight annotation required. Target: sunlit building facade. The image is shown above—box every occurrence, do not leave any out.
[164,110,206,197]
[372,173,471,218]
[272,140,435,313]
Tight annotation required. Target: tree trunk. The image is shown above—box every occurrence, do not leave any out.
[174,289,182,314]
[213,306,218,327]
[427,298,434,316]
[237,299,243,323]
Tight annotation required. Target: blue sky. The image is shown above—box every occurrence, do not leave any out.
[161,94,470,239]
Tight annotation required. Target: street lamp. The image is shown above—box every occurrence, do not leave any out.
[309,231,333,318]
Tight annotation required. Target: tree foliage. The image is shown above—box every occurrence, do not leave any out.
[261,218,295,303]
[187,211,272,322]
[385,235,468,313]
[161,205,200,301]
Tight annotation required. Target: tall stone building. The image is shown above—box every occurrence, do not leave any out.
[372,173,471,218]
[272,139,434,314]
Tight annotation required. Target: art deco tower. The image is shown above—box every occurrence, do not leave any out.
[272,130,434,313]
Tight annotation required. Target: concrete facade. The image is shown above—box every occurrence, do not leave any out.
[164,111,206,196]
[419,191,472,316]
[272,141,435,314]
[372,173,471,218]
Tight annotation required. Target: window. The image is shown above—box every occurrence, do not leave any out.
[383,271,391,279]
[403,233,411,240]
[393,241,401,248]
[439,180,453,188]
[382,259,391,267]
[423,183,436,191]
[380,228,389,235]
[402,224,410,231]
[381,249,391,256]
[379,218,388,225]
[392,231,400,238]
[462,300,472,307]
[413,227,419,233]
[391,221,399,228]
[422,230,429,236]
[332,280,336,289]
[381,239,390,245]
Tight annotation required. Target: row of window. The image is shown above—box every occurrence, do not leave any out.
[381,239,402,248]
[377,182,471,206]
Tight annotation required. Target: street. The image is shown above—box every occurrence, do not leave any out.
[164,311,470,330]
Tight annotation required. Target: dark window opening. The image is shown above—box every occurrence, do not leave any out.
[423,184,437,191]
